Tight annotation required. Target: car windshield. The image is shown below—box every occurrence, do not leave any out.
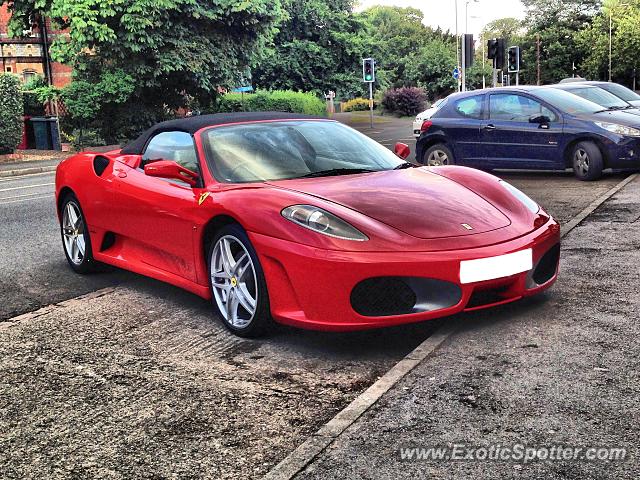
[534,88,603,115]
[563,87,630,109]
[599,82,640,102]
[202,120,405,183]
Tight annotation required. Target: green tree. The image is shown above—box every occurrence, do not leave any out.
[577,0,640,85]
[253,0,369,99]
[519,0,600,84]
[405,39,457,99]
[359,6,456,89]
[0,74,24,153]
[4,0,285,139]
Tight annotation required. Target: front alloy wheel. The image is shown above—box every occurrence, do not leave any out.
[208,225,271,337]
[60,194,95,273]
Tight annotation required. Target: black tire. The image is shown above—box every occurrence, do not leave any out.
[421,143,455,166]
[571,141,604,181]
[59,193,96,274]
[207,224,272,337]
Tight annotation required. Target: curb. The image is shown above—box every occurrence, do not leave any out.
[0,165,57,178]
[263,172,639,480]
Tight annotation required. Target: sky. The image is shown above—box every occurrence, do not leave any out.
[355,0,525,35]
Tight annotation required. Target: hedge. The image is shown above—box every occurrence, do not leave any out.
[0,74,24,153]
[381,87,427,117]
[217,90,326,116]
[342,97,374,112]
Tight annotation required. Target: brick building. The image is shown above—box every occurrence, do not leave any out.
[0,5,71,87]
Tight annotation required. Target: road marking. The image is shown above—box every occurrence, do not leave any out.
[0,182,55,193]
[0,191,54,201]
[0,171,55,183]
[0,194,52,205]
[263,172,639,480]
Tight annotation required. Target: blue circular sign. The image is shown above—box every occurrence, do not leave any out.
[452,67,460,80]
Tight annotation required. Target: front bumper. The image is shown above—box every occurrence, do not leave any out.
[250,218,561,331]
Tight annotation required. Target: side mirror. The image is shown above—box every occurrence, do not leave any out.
[394,142,411,160]
[529,114,551,124]
[144,160,199,187]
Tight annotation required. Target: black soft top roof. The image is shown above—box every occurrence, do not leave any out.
[121,111,329,155]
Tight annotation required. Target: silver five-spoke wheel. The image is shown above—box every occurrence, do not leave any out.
[62,201,86,265]
[210,235,258,329]
[574,148,590,177]
[427,149,449,166]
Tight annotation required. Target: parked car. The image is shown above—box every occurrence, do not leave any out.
[56,112,559,337]
[571,81,640,108]
[416,86,640,180]
[413,98,446,137]
[549,83,640,115]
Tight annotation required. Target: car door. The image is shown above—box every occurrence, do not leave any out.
[441,94,485,165]
[110,131,203,283]
[480,93,563,168]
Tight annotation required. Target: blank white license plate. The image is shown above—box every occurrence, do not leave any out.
[459,249,533,284]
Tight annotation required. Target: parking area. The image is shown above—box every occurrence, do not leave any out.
[0,117,638,479]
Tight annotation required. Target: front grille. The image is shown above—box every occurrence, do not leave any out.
[532,243,560,285]
[351,277,416,317]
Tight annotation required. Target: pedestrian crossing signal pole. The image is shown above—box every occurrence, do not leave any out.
[363,58,376,128]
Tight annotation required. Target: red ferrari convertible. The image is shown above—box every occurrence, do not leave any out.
[55,112,560,336]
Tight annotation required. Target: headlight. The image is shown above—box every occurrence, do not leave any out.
[281,205,368,241]
[499,180,539,214]
[594,121,640,137]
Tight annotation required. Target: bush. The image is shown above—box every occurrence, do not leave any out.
[217,90,326,116]
[381,87,427,117]
[342,97,373,112]
[0,74,24,153]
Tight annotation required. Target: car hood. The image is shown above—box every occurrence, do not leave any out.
[575,109,640,127]
[268,168,512,239]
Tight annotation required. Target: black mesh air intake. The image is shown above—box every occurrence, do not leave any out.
[532,243,560,285]
[93,155,110,176]
[351,277,416,317]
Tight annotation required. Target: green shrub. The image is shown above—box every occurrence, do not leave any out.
[342,97,374,112]
[217,90,326,116]
[0,74,24,153]
[381,87,427,116]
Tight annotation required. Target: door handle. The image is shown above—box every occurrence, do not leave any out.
[483,124,496,131]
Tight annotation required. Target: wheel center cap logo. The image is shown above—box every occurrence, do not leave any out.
[231,277,238,287]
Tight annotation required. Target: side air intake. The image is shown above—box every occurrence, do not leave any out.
[93,156,110,177]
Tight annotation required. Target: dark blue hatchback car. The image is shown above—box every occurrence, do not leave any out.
[416,86,640,180]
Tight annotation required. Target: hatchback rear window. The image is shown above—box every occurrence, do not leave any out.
[453,95,483,119]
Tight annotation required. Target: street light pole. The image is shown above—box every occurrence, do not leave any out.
[609,9,613,82]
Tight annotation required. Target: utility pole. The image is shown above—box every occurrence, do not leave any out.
[482,33,486,89]
[536,34,541,85]
[461,38,466,92]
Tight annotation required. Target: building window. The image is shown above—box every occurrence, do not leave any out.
[5,67,13,73]
[22,70,37,83]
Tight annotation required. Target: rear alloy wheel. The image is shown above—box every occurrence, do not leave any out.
[422,144,455,166]
[572,141,603,181]
[208,224,271,337]
[60,194,95,273]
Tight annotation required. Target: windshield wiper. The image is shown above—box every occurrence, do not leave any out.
[393,162,418,170]
[297,168,378,178]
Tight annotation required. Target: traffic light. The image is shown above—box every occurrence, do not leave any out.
[494,38,506,70]
[508,46,520,73]
[363,58,375,82]
[463,34,474,68]
[487,39,497,60]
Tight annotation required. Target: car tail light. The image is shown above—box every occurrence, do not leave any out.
[420,120,433,132]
